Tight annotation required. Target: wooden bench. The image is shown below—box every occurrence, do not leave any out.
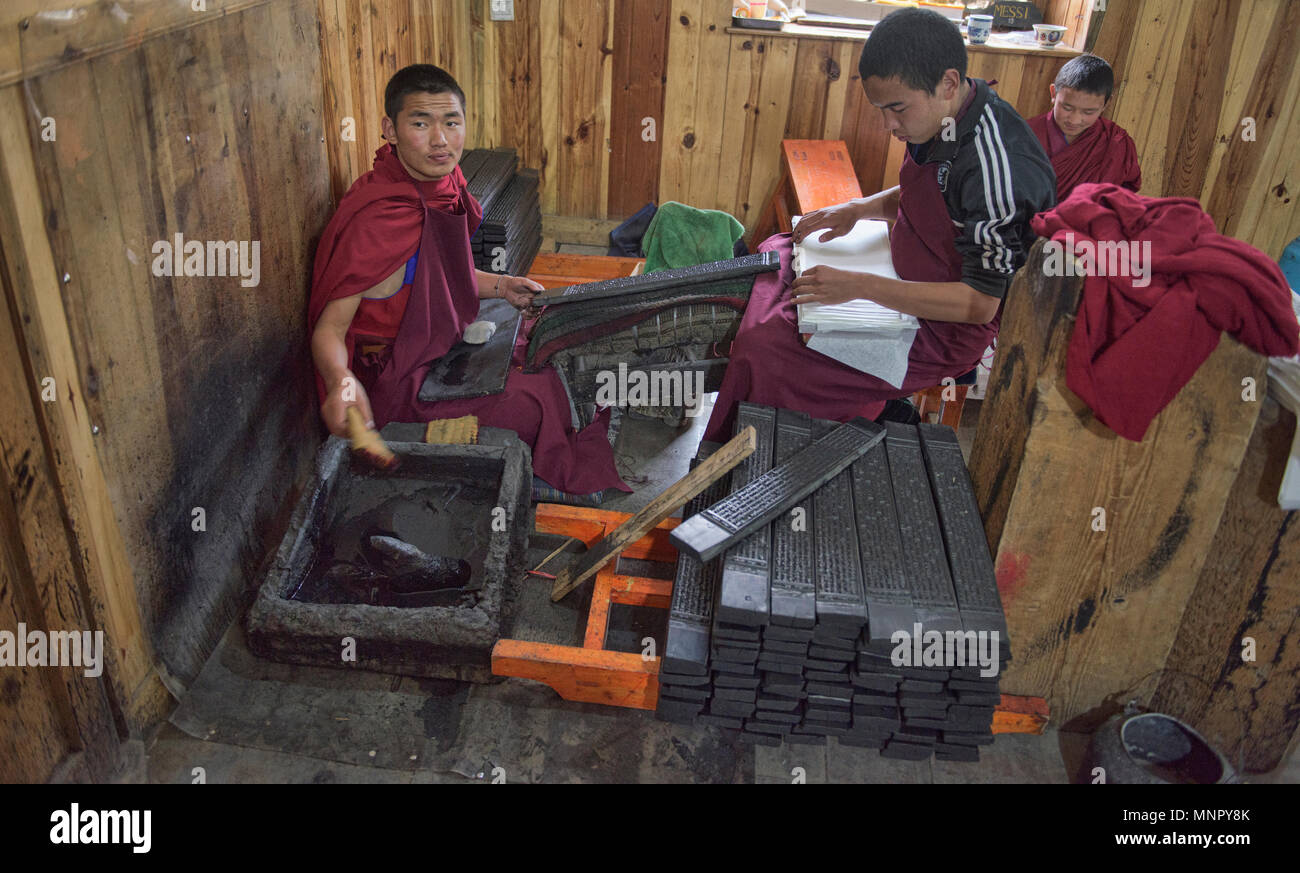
[750,139,863,249]
[526,252,643,289]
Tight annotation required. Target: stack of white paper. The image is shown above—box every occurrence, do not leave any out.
[793,216,919,388]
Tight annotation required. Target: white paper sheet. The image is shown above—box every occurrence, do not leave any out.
[792,216,918,386]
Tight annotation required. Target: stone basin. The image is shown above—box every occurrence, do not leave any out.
[246,432,532,682]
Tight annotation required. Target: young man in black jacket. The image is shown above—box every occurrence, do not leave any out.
[703,7,1056,440]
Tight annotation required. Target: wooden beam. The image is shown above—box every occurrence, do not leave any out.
[1150,398,1300,772]
[551,426,756,600]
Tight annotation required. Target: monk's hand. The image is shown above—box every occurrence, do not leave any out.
[791,200,865,245]
[321,373,375,439]
[498,275,543,312]
[789,266,864,307]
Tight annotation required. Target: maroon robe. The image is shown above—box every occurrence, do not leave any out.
[1028,112,1141,201]
[1033,182,1298,441]
[702,146,998,442]
[309,145,629,495]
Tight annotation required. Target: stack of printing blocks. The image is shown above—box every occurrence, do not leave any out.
[658,403,1010,762]
[460,148,542,276]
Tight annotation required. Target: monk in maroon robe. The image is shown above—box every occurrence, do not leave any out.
[309,64,628,495]
[704,9,1056,441]
[1027,54,1141,201]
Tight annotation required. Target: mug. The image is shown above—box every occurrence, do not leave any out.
[966,14,993,45]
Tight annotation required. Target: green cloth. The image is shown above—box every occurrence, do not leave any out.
[642,201,744,274]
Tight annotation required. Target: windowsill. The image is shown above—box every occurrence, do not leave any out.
[726,22,1083,58]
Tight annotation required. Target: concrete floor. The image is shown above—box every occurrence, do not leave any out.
[111,394,1299,784]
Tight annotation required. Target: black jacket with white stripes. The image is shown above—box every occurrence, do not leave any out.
[907,77,1057,299]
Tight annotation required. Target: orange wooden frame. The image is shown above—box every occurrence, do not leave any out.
[492,504,1049,733]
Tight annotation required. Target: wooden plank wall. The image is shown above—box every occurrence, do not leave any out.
[1092,0,1300,260]
[4,0,330,705]
[317,0,1073,234]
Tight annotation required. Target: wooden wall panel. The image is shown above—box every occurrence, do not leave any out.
[658,0,734,213]
[608,0,672,218]
[19,0,327,685]
[0,271,121,783]
[549,0,615,218]
[1092,0,1300,258]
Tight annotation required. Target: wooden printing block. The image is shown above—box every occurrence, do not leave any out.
[769,409,818,629]
[934,743,981,762]
[792,723,853,737]
[808,645,855,661]
[956,691,1001,706]
[849,437,917,647]
[852,715,899,732]
[698,713,744,730]
[881,741,934,760]
[787,733,829,746]
[885,424,962,634]
[805,669,850,683]
[804,658,851,672]
[714,673,761,690]
[757,659,804,675]
[711,699,757,718]
[655,699,703,723]
[713,662,758,676]
[763,625,815,643]
[672,416,885,563]
[658,672,711,687]
[805,707,852,724]
[762,640,809,655]
[940,731,995,746]
[754,710,804,726]
[714,404,777,626]
[806,681,851,698]
[739,732,782,746]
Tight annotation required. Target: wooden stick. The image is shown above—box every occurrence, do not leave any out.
[531,536,578,574]
[550,426,757,601]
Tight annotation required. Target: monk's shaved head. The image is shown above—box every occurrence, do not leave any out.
[1054,54,1115,103]
[385,64,466,121]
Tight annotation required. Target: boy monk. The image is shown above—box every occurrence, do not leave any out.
[1028,53,1142,200]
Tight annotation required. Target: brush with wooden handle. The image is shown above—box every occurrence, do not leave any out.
[345,406,400,471]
